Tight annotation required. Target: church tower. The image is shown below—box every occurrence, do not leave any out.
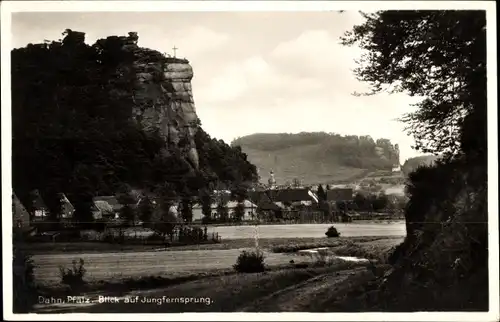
[268,170,277,190]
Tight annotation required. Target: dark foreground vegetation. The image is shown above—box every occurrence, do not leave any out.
[337,10,488,311]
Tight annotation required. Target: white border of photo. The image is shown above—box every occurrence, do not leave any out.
[2,1,498,321]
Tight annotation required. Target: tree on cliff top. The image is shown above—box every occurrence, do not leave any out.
[341,10,486,161]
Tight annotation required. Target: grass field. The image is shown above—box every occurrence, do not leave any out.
[20,221,405,255]
[30,231,404,313]
[32,248,298,284]
[31,235,403,286]
[25,222,405,313]
[207,222,405,239]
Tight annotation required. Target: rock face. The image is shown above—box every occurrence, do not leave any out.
[120,32,200,169]
[374,140,400,167]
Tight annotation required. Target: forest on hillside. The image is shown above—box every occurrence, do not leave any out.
[231,132,400,172]
[11,29,258,222]
[401,154,440,176]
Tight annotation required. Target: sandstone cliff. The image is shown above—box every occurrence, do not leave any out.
[119,32,199,169]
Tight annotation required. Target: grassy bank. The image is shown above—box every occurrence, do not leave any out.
[33,263,396,313]
[20,235,403,255]
[36,259,371,299]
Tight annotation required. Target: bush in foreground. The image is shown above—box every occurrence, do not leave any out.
[234,250,266,273]
[325,226,341,238]
[13,246,37,313]
[59,258,86,290]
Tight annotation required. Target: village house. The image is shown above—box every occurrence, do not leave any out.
[248,190,284,221]
[192,196,258,222]
[58,193,75,220]
[91,196,123,220]
[192,191,232,221]
[325,188,355,222]
[12,193,30,229]
[256,188,320,221]
[227,199,258,221]
[191,202,216,222]
[30,189,50,222]
[268,188,319,208]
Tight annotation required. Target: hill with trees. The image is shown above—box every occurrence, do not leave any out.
[401,154,440,176]
[11,29,258,224]
[231,132,400,184]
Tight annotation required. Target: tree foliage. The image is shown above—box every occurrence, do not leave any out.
[216,200,229,222]
[138,196,154,223]
[401,154,440,176]
[317,185,327,201]
[199,188,213,223]
[341,10,486,159]
[341,10,488,311]
[13,246,37,313]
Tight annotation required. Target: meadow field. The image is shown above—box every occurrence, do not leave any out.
[31,234,402,313]
[29,221,405,313]
[80,221,406,240]
[207,221,406,239]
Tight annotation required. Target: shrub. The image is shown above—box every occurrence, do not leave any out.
[325,226,341,238]
[59,258,86,290]
[13,246,37,313]
[234,249,266,273]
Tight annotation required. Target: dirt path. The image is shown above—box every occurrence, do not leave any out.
[240,267,373,311]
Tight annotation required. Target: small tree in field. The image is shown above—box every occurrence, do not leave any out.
[180,198,193,223]
[201,196,212,223]
[117,192,136,226]
[216,201,229,222]
[151,202,180,243]
[138,196,154,224]
[233,202,245,222]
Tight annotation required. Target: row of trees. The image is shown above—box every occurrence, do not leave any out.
[12,29,258,227]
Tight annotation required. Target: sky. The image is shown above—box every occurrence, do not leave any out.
[11,11,426,162]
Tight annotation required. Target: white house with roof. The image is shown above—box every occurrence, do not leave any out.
[192,199,258,222]
[91,196,123,220]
